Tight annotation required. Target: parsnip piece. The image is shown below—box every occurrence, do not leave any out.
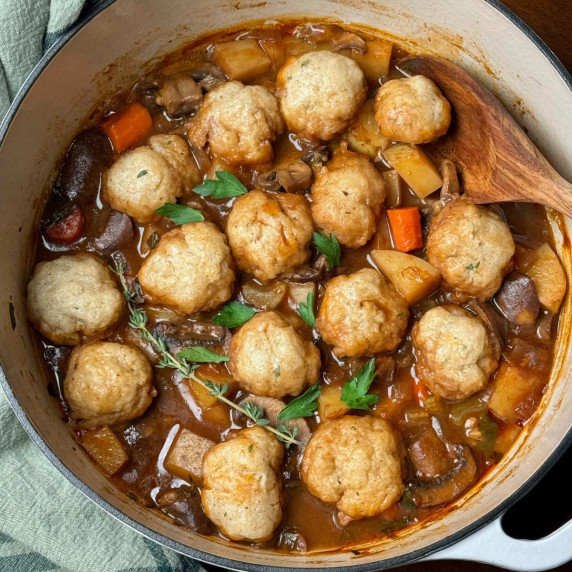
[347,99,390,158]
[318,386,349,420]
[288,282,316,307]
[383,144,442,198]
[493,423,521,455]
[488,362,541,424]
[351,40,393,83]
[213,39,271,82]
[164,428,214,482]
[188,364,236,426]
[382,170,406,208]
[371,249,442,305]
[522,243,566,313]
[81,426,128,475]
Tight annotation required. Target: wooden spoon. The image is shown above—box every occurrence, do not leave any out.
[397,55,572,218]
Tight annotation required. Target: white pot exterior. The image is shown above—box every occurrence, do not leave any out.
[0,1,570,569]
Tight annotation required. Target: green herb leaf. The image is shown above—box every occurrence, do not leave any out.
[137,169,148,178]
[278,382,321,421]
[466,261,481,270]
[298,291,316,327]
[340,359,380,410]
[313,232,341,268]
[178,347,229,363]
[204,379,229,397]
[247,444,253,452]
[400,489,417,512]
[193,171,248,199]
[155,203,204,224]
[212,301,255,328]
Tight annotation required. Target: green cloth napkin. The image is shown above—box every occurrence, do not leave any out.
[0,2,209,571]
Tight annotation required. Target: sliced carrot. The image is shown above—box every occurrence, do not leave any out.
[413,378,431,403]
[102,102,152,153]
[387,207,423,252]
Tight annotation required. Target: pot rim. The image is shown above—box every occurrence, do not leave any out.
[0,1,571,570]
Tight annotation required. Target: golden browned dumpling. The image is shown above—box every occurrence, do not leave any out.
[277,51,367,140]
[302,416,404,522]
[64,342,155,428]
[412,305,499,400]
[187,81,283,165]
[311,149,386,248]
[201,426,283,542]
[226,190,314,282]
[138,222,235,314]
[103,146,182,223]
[228,311,321,398]
[27,253,124,346]
[316,268,409,357]
[374,75,451,144]
[148,134,201,193]
[427,197,515,300]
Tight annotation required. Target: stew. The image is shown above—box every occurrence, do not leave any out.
[27,21,565,552]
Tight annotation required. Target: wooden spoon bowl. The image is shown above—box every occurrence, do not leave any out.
[397,56,572,218]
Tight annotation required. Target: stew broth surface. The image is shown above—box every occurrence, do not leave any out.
[33,21,561,552]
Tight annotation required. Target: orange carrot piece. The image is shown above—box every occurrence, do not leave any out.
[102,102,152,153]
[387,207,423,252]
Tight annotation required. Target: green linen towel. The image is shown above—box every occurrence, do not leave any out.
[0,2,210,570]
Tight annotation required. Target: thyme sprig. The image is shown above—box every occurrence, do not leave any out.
[111,262,300,448]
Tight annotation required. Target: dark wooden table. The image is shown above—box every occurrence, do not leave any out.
[205,3,572,572]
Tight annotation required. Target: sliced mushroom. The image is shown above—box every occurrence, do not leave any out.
[156,74,203,116]
[154,320,228,354]
[411,444,477,508]
[331,31,367,53]
[280,254,330,283]
[155,485,213,534]
[301,146,330,168]
[237,394,312,447]
[294,23,366,53]
[406,427,453,480]
[466,298,505,354]
[433,159,460,216]
[495,271,540,337]
[257,161,313,194]
[190,64,227,92]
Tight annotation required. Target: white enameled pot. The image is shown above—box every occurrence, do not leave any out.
[0,1,571,570]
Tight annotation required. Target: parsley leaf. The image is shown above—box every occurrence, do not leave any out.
[466,261,480,270]
[340,359,380,410]
[313,232,341,268]
[155,203,204,224]
[178,347,229,363]
[193,171,248,199]
[298,291,316,327]
[212,301,255,328]
[137,169,148,178]
[278,382,321,422]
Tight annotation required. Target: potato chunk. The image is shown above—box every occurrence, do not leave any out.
[318,386,349,420]
[350,40,393,83]
[81,426,128,475]
[213,39,271,82]
[371,250,442,305]
[164,428,215,482]
[347,99,390,158]
[383,144,442,198]
[520,243,566,313]
[488,362,543,424]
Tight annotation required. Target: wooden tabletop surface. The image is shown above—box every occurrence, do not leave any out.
[502,0,572,72]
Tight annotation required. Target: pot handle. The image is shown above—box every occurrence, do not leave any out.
[423,517,572,571]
